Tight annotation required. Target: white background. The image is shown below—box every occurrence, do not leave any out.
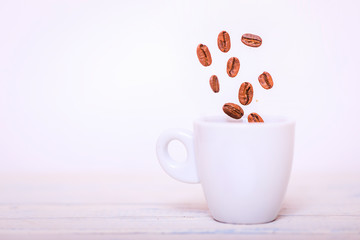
[1,0,359,175]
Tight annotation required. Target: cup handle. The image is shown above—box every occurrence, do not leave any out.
[156,128,200,184]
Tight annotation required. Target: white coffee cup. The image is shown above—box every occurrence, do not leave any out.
[156,115,295,224]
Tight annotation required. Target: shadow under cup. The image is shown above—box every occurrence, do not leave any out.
[157,115,295,224]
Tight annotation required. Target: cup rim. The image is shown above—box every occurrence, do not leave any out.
[194,115,295,128]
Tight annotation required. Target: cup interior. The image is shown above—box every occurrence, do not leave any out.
[196,115,294,126]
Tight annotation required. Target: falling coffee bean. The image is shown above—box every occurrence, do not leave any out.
[241,33,262,48]
[196,44,212,67]
[258,71,273,89]
[217,31,231,53]
[226,57,240,77]
[209,75,219,93]
[248,113,264,123]
[238,82,253,105]
[223,103,244,119]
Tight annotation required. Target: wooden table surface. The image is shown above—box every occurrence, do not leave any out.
[0,171,359,239]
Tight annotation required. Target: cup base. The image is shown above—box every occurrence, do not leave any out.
[212,215,278,225]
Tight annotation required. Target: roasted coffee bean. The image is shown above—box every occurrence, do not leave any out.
[223,103,244,119]
[226,57,240,77]
[209,75,219,93]
[217,31,231,53]
[196,44,212,67]
[258,71,273,89]
[241,33,262,47]
[238,82,253,105]
[248,113,264,123]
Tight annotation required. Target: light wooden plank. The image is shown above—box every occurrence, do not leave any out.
[0,204,359,236]
[1,233,359,240]
[0,215,359,235]
[0,202,359,220]
[0,204,209,219]
[0,172,359,239]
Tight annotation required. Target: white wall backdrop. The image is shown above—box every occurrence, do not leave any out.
[0,0,359,174]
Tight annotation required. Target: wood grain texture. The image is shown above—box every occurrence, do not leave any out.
[0,172,359,239]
